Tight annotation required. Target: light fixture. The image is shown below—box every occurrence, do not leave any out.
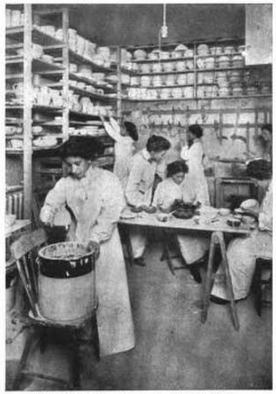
[161,4,168,39]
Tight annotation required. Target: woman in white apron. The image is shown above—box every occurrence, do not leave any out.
[101,116,138,189]
[211,182,272,302]
[180,124,210,206]
[40,136,135,357]
[153,160,209,283]
[125,135,171,266]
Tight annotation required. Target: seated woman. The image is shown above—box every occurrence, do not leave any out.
[211,181,272,303]
[153,160,209,283]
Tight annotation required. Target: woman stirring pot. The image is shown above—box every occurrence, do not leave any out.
[40,136,135,357]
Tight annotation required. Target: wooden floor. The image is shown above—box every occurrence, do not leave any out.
[6,242,272,390]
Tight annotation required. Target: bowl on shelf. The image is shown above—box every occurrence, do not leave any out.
[224,46,235,55]
[152,62,163,73]
[205,57,215,69]
[148,50,159,60]
[210,46,223,55]
[141,63,152,73]
[232,54,245,68]
[219,208,231,216]
[218,55,231,68]
[134,49,147,60]
[175,60,186,72]
[163,62,175,72]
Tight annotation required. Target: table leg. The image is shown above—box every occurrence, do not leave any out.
[216,232,240,330]
[201,232,217,324]
[119,225,134,266]
[161,230,175,276]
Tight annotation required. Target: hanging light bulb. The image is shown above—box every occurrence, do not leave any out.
[161,4,168,38]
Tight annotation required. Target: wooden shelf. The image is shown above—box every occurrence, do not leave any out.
[126,93,272,102]
[6,25,65,47]
[69,49,113,73]
[32,104,64,112]
[6,149,23,155]
[69,110,104,120]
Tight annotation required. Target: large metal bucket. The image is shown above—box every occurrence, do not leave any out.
[37,242,97,324]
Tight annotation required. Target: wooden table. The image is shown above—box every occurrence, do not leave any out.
[119,211,251,330]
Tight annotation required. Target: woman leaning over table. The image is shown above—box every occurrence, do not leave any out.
[153,160,209,283]
[40,136,135,357]
[125,134,171,266]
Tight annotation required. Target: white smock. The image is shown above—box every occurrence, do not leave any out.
[211,181,273,300]
[103,118,135,189]
[40,167,135,357]
[125,149,157,258]
[181,139,210,206]
[153,178,209,265]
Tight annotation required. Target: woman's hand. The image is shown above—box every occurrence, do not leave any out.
[87,240,100,260]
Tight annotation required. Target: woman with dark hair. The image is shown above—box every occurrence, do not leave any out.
[125,134,171,265]
[261,123,272,162]
[153,160,192,211]
[101,116,138,189]
[40,136,135,357]
[153,160,209,283]
[180,124,210,206]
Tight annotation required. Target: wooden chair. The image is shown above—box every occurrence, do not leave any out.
[253,257,272,316]
[10,228,99,390]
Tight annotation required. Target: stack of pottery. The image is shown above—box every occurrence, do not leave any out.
[171,87,183,99]
[231,83,243,96]
[140,63,152,73]
[163,62,174,72]
[68,29,77,51]
[176,74,187,85]
[202,73,215,84]
[148,50,159,61]
[160,51,170,60]
[187,73,194,84]
[165,74,175,86]
[160,88,171,100]
[183,86,193,98]
[232,54,245,68]
[6,9,24,27]
[197,86,205,98]
[197,44,209,56]
[130,76,140,86]
[175,60,186,72]
[40,25,56,36]
[76,34,87,57]
[97,47,111,63]
[121,74,130,85]
[218,55,230,69]
[134,49,147,61]
[216,71,230,97]
[141,76,151,87]
[185,60,194,70]
[246,85,258,96]
[185,48,194,57]
[196,58,205,70]
[205,56,215,69]
[32,44,44,59]
[224,46,234,55]
[229,69,243,83]
[152,75,163,87]
[78,64,93,79]
[152,62,163,73]
[172,44,187,58]
[210,46,223,56]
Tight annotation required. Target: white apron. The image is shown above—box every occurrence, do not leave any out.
[212,182,272,300]
[40,167,135,356]
[153,178,209,265]
[181,140,210,206]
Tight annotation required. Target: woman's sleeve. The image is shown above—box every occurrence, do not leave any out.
[259,182,273,232]
[102,117,123,142]
[125,156,144,207]
[89,174,126,244]
[40,178,67,224]
[188,143,203,168]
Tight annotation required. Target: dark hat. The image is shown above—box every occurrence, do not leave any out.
[58,136,105,160]
[124,121,138,141]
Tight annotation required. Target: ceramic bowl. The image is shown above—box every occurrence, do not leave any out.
[219,208,231,216]
[134,49,147,60]
[227,218,241,227]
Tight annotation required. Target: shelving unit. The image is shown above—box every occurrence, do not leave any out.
[122,39,272,102]
[6,4,118,220]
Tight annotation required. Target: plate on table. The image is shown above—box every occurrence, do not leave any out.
[120,211,137,220]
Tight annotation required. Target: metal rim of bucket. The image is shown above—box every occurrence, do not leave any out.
[38,242,95,261]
